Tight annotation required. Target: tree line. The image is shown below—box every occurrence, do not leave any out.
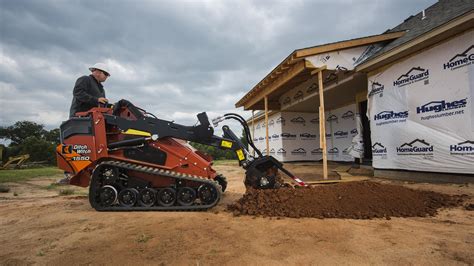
[0,121,59,165]
[0,121,248,165]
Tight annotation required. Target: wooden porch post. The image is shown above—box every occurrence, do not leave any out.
[312,66,328,179]
[251,110,255,157]
[318,70,328,179]
[264,95,269,155]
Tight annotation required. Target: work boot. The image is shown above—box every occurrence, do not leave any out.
[57,172,72,185]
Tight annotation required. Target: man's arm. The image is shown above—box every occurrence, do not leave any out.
[73,76,99,104]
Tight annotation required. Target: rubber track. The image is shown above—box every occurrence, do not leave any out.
[90,160,222,211]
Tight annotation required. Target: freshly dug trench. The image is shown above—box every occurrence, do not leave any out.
[228,181,466,219]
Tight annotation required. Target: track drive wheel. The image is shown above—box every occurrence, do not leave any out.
[198,184,218,205]
[118,188,139,207]
[139,188,157,207]
[101,166,119,185]
[99,185,118,207]
[157,188,176,207]
[177,187,196,206]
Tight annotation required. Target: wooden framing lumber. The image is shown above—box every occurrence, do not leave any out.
[264,96,269,155]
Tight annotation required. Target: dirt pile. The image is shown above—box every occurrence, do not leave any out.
[228,181,466,219]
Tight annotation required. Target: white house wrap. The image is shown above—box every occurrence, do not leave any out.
[368,30,474,174]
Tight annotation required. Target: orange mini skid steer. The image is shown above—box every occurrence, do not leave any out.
[57,100,305,211]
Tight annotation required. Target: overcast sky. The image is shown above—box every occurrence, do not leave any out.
[0,0,437,132]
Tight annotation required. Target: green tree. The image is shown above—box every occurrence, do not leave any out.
[0,121,46,146]
[0,121,59,165]
[20,136,56,164]
[44,128,60,144]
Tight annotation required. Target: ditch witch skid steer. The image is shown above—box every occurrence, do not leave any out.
[56,100,306,211]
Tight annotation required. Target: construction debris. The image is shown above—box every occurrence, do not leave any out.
[228,181,466,219]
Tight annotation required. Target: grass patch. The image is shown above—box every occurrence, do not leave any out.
[212,160,238,166]
[0,167,62,183]
[45,183,60,190]
[137,233,153,243]
[59,189,75,196]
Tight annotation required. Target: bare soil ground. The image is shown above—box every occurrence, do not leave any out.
[1,162,473,265]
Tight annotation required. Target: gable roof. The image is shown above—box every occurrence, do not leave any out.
[235,31,405,109]
[358,0,474,71]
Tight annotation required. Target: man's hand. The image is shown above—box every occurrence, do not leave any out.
[98,97,109,104]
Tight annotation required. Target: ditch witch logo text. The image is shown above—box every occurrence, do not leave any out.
[393,67,429,87]
[396,139,433,156]
[443,45,474,71]
[450,140,474,155]
[369,82,384,97]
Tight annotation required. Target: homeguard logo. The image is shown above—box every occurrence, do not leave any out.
[450,140,474,155]
[271,134,279,140]
[368,82,384,98]
[393,67,429,87]
[310,117,319,124]
[396,139,434,155]
[293,90,304,101]
[269,119,275,126]
[416,99,467,114]
[443,45,474,71]
[291,148,307,155]
[307,83,318,93]
[342,111,355,120]
[300,133,316,139]
[290,117,306,126]
[350,128,358,135]
[282,97,291,105]
[256,123,261,129]
[372,142,387,156]
[277,148,287,155]
[334,131,349,139]
[311,148,323,155]
[327,114,338,123]
[281,133,296,139]
[328,148,339,155]
[276,117,286,126]
[263,148,275,155]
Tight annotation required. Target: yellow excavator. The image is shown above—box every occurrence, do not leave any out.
[0,148,30,170]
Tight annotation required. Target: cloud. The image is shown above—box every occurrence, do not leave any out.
[0,0,437,131]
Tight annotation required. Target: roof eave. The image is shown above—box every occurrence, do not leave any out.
[356,10,474,73]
